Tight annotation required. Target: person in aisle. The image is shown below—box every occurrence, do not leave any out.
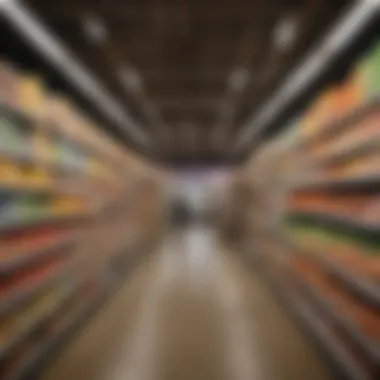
[170,195,191,226]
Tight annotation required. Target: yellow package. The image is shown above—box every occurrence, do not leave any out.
[0,159,23,183]
[16,75,46,117]
[22,166,51,187]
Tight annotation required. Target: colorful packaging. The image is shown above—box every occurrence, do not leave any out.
[16,75,46,118]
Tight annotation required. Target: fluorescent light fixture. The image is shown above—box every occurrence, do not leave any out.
[118,65,143,93]
[0,1,150,147]
[233,0,379,153]
[83,14,108,44]
[273,15,297,51]
[117,65,171,143]
[228,66,250,92]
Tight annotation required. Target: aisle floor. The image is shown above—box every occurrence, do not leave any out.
[41,227,334,380]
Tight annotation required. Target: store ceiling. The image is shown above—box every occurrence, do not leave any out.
[24,0,351,165]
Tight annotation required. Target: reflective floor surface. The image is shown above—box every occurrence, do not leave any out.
[41,227,334,380]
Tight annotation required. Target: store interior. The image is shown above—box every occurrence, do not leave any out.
[1,1,380,380]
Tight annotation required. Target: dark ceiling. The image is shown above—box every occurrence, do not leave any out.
[10,0,353,164]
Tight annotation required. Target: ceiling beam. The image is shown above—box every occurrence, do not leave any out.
[162,108,215,125]
[147,80,226,98]
[157,97,221,109]
[33,3,287,20]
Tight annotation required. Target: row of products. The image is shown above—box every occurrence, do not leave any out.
[288,40,380,185]
[0,61,127,172]
[0,201,156,379]
[0,102,107,182]
[0,61,124,380]
[0,60,132,202]
[281,32,380,378]
[222,161,380,377]
[289,253,380,347]
[310,108,380,161]
[289,191,380,225]
[299,39,380,141]
[286,219,380,280]
[0,280,100,380]
[0,227,74,276]
[0,53,164,380]
[0,224,78,379]
[217,15,380,380]
[0,192,88,228]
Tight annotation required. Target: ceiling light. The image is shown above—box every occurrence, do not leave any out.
[228,66,250,92]
[273,15,297,51]
[83,14,108,44]
[118,66,143,93]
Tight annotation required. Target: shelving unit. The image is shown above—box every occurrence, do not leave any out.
[243,242,373,380]
[0,46,163,379]
[284,30,380,378]
[228,9,380,380]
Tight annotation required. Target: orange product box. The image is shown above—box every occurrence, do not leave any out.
[301,88,336,138]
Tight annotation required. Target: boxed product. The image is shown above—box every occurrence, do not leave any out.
[15,74,46,119]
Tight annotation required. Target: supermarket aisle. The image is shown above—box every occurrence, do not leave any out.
[41,227,334,380]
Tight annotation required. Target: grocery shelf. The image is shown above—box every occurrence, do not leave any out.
[0,182,52,195]
[4,293,100,380]
[0,7,161,380]
[294,299,371,380]
[4,239,150,380]
[0,175,103,196]
[0,103,36,123]
[0,142,107,185]
[0,234,76,275]
[292,268,380,364]
[232,1,378,152]
[294,174,380,193]
[0,148,94,182]
[0,233,157,376]
[0,284,78,360]
[0,1,149,148]
[323,261,380,311]
[301,97,380,149]
[289,209,380,237]
[282,235,380,310]
[0,211,92,234]
[0,160,85,188]
[317,135,380,167]
[244,249,371,380]
[0,260,74,317]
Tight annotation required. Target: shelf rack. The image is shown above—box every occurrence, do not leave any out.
[233,3,380,374]
[285,236,380,310]
[232,1,380,154]
[1,236,158,380]
[0,12,163,380]
[288,210,380,238]
[300,97,380,150]
[0,233,76,275]
[0,1,150,149]
[288,257,380,364]
[243,247,373,380]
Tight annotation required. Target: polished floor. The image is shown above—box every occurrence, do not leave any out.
[41,227,334,380]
